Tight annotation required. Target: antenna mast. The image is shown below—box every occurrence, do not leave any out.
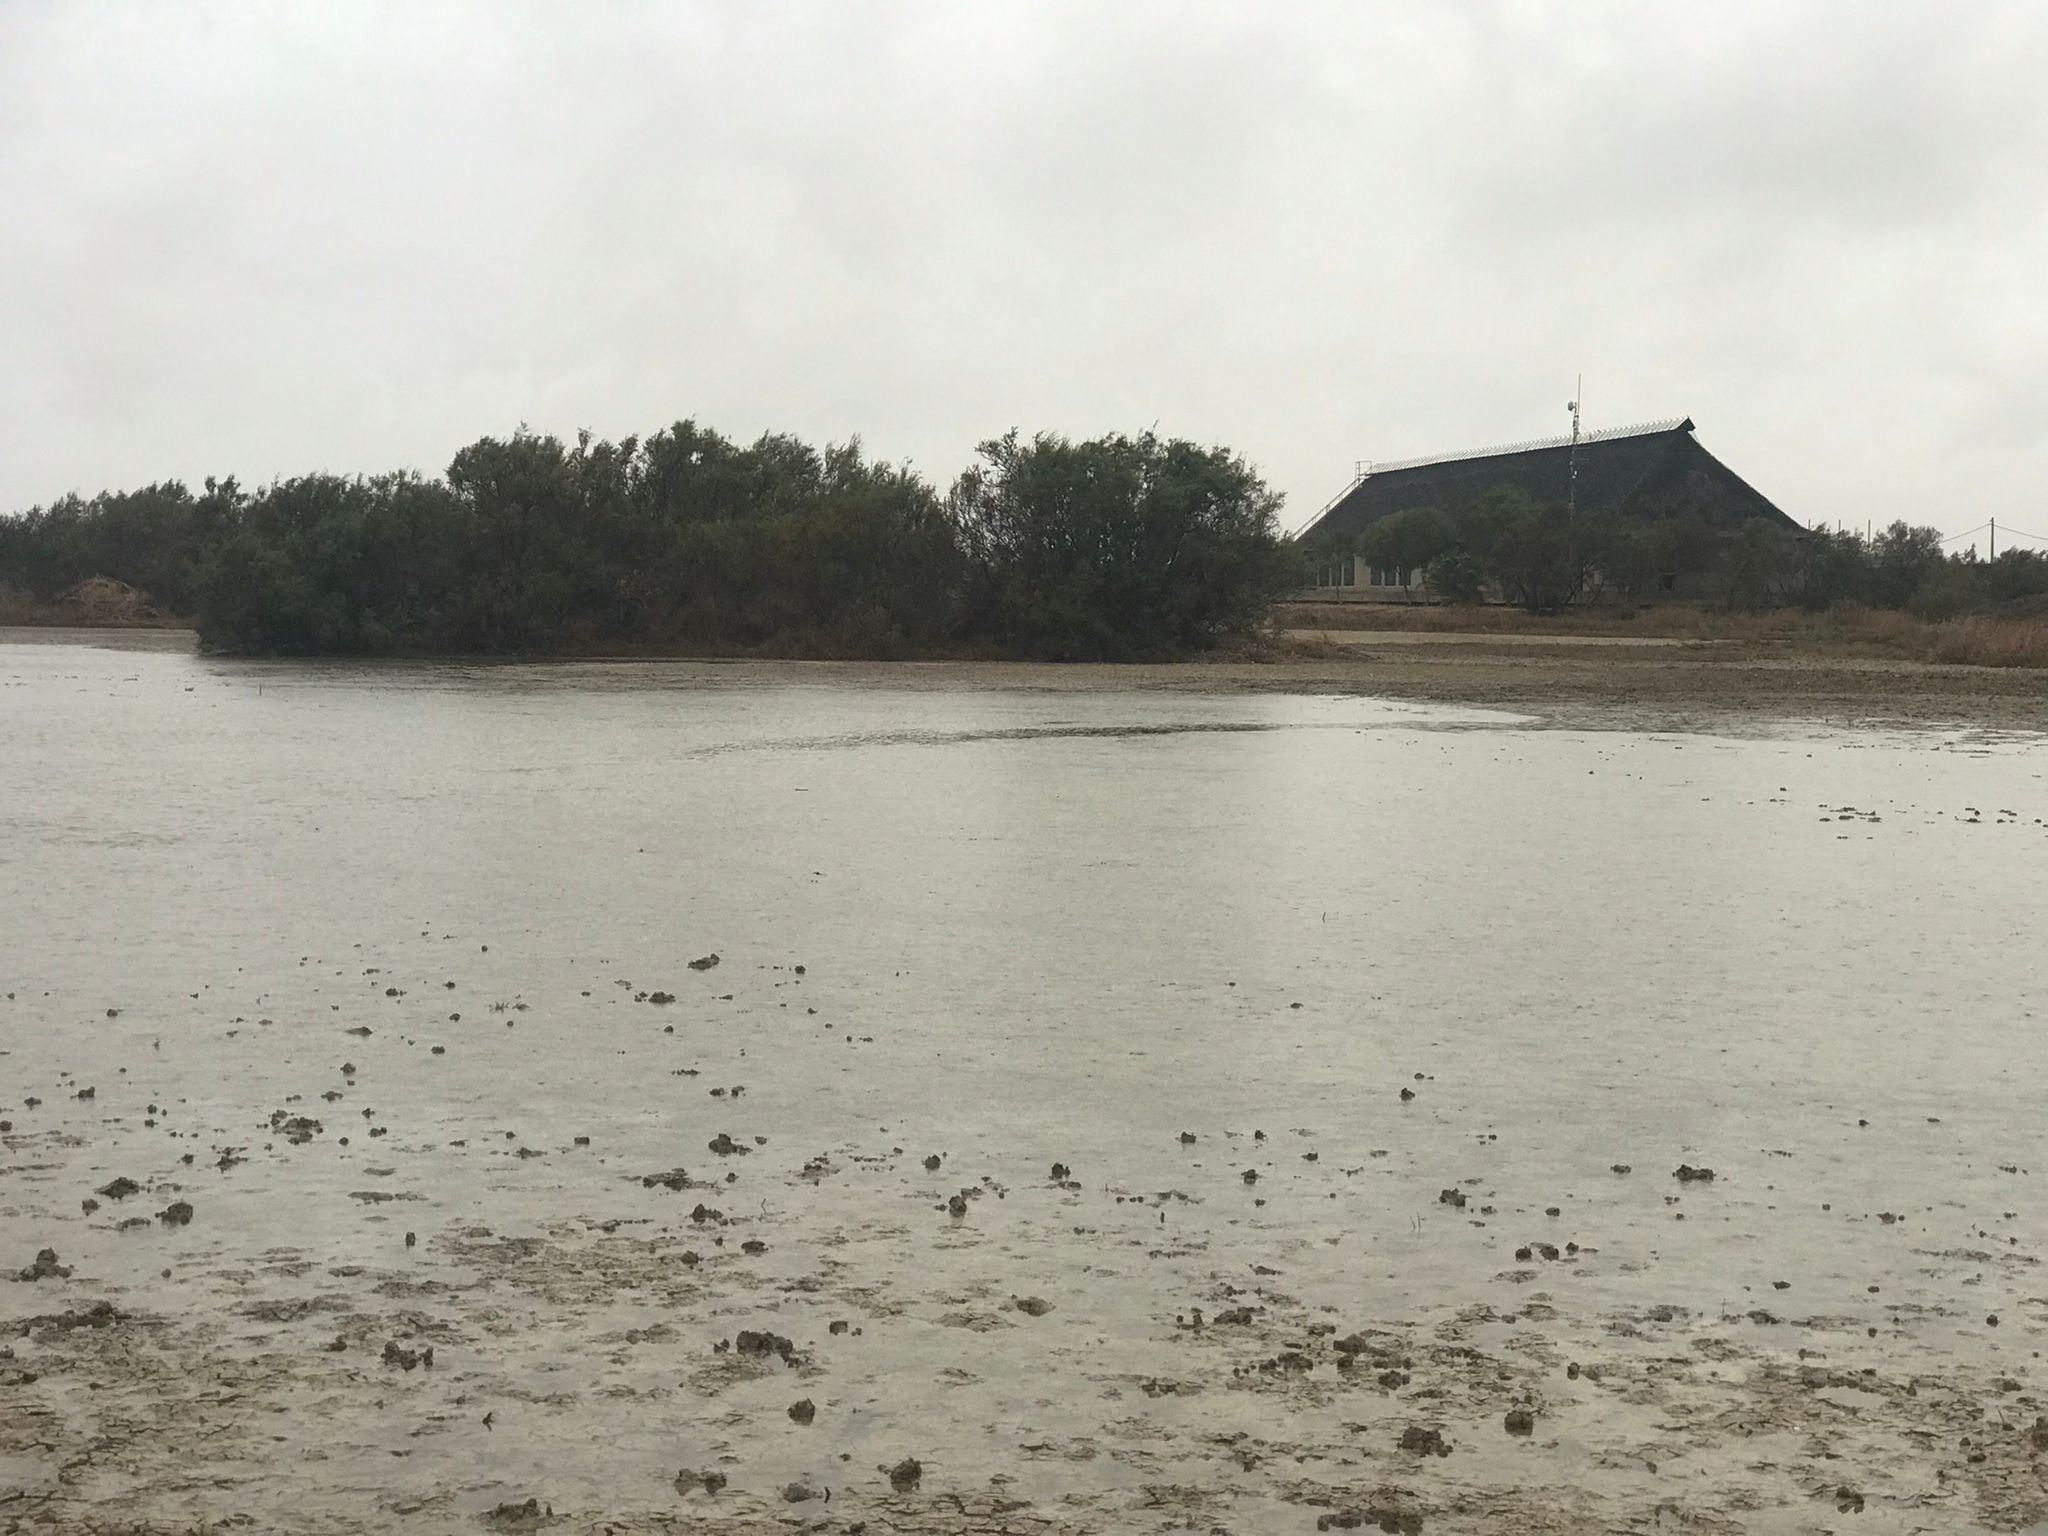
[1566,377,1582,521]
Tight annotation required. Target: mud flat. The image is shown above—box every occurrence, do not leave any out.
[3,636,2044,1533]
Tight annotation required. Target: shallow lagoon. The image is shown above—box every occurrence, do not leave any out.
[4,636,2045,1533]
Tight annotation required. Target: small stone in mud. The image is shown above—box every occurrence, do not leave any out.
[1515,1246,1533,1261]
[647,991,675,1005]
[741,1239,767,1255]
[788,1397,816,1424]
[829,1319,850,1334]
[947,1194,968,1217]
[1673,1164,1715,1182]
[1399,1087,1415,1102]
[1610,1163,1632,1174]
[16,1248,71,1281]
[96,1176,141,1200]
[80,1198,99,1214]
[673,1468,728,1496]
[707,1133,748,1156]
[1437,1188,1465,1208]
[1503,1407,1536,1435]
[887,1456,923,1491]
[688,953,720,971]
[922,1153,942,1170]
[157,1201,194,1227]
[782,1482,818,1503]
[405,1232,416,1248]
[1179,1131,1197,1144]
[1013,1295,1054,1317]
[1241,1169,1258,1184]
[1567,1361,1581,1379]
[1398,1425,1450,1457]
[1050,1162,1070,1181]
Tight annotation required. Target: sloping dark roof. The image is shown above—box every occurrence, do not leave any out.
[1296,418,1798,549]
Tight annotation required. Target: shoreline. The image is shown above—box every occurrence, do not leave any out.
[7,623,2047,733]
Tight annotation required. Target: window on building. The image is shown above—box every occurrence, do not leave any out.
[1370,565,1408,588]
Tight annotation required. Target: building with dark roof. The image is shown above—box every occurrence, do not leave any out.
[1294,417,1799,599]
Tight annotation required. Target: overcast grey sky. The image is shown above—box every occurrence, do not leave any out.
[4,2,2045,546]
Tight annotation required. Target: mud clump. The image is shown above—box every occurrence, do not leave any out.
[687,953,721,971]
[673,1468,728,1496]
[922,1153,942,1170]
[1673,1163,1716,1183]
[947,1193,968,1217]
[157,1201,194,1227]
[788,1397,816,1424]
[1397,1425,1450,1457]
[382,1340,435,1370]
[733,1329,798,1365]
[1437,1188,1466,1209]
[707,1133,748,1156]
[30,1300,120,1334]
[1503,1407,1535,1435]
[16,1248,72,1281]
[1050,1162,1071,1181]
[270,1112,323,1144]
[1013,1295,1054,1317]
[641,1168,690,1191]
[647,991,675,1005]
[95,1176,142,1200]
[887,1456,923,1492]
[1319,1505,1424,1535]
[482,1497,552,1532]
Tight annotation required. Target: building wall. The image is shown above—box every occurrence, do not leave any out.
[1302,556,1425,603]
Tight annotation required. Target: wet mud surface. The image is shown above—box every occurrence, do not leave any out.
[4,639,2046,1533]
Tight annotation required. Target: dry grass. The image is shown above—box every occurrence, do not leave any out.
[1272,601,2048,668]
[1926,617,2048,669]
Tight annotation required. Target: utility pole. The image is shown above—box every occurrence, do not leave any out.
[1566,377,1582,521]
[1991,518,1996,558]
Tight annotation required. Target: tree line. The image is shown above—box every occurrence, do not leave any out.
[1339,489,2048,617]
[0,421,1291,659]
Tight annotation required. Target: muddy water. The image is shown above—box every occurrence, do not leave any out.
[3,635,2046,1535]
